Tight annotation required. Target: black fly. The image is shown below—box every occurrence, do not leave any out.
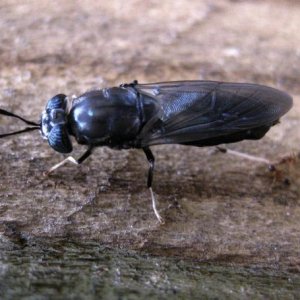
[0,80,293,222]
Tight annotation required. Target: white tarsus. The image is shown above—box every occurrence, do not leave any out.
[44,156,79,176]
[224,148,272,164]
[149,187,164,224]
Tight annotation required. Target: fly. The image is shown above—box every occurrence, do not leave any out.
[0,80,293,223]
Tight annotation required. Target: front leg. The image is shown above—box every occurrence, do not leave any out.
[45,146,94,176]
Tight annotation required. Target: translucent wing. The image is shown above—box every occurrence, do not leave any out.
[134,81,293,147]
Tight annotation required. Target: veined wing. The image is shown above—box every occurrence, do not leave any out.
[134,81,292,146]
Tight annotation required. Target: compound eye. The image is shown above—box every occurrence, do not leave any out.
[47,124,73,153]
[46,94,67,110]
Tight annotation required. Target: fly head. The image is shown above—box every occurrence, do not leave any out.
[41,94,73,153]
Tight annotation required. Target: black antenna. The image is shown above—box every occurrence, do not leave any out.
[0,108,40,138]
[0,108,39,126]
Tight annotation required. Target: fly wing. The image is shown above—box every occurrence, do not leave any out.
[134,81,293,147]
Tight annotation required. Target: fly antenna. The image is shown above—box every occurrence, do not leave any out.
[0,108,40,138]
[0,108,39,126]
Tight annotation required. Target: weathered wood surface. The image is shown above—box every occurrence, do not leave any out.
[0,0,299,271]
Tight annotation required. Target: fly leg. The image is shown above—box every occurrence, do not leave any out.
[119,80,138,88]
[216,146,273,166]
[143,147,164,224]
[45,147,94,176]
[216,146,297,184]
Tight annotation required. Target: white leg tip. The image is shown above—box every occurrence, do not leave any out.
[45,156,79,175]
[149,187,164,224]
